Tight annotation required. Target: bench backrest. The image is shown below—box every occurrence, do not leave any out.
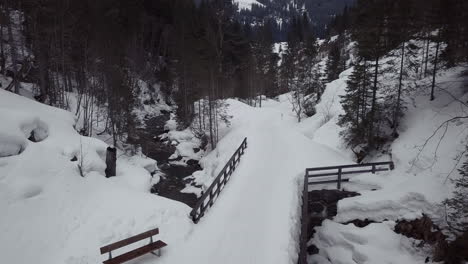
[100,228,159,254]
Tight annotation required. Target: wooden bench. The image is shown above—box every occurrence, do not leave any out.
[100,227,167,264]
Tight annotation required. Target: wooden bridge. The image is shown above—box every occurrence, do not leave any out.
[297,161,394,264]
[190,138,248,223]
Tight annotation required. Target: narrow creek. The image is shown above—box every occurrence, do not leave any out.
[136,111,202,208]
[305,189,359,255]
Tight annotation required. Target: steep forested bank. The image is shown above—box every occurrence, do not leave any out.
[302,1,468,262]
[322,0,468,155]
[1,0,283,150]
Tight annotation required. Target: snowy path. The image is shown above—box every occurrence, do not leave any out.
[156,99,351,264]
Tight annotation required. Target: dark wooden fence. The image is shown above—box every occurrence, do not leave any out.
[297,161,394,264]
[190,138,248,223]
[306,161,394,189]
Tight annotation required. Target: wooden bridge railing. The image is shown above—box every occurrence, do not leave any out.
[298,171,309,264]
[297,161,394,264]
[190,138,248,223]
[306,161,394,189]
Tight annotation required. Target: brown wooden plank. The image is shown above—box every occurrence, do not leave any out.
[103,240,167,264]
[100,228,159,254]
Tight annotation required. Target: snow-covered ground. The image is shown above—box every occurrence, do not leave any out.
[0,89,193,264]
[159,97,350,264]
[233,0,264,10]
[300,61,468,263]
[333,66,468,221]
[0,86,352,264]
[311,220,432,264]
[1,59,466,264]
[296,68,355,161]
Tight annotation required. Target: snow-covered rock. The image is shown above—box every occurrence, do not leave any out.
[311,220,432,264]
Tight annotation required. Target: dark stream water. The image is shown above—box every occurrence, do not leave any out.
[136,112,202,208]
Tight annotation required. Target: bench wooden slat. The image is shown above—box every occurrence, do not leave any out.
[103,240,167,264]
[100,228,159,254]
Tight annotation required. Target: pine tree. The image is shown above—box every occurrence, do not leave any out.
[338,60,373,150]
[445,147,468,233]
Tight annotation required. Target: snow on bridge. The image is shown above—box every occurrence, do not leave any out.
[156,97,350,264]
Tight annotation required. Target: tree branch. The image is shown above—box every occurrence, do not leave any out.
[411,116,468,173]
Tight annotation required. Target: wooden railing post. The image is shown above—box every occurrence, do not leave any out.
[337,168,342,189]
[298,171,308,264]
[371,164,376,174]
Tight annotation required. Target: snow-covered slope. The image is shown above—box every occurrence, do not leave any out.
[335,66,468,222]
[1,57,466,264]
[296,68,354,161]
[0,89,193,264]
[0,87,352,264]
[301,59,468,263]
[311,220,431,263]
[233,0,264,10]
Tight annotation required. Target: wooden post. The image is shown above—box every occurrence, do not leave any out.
[337,168,342,189]
[209,188,214,206]
[105,146,117,178]
[299,172,309,264]
[371,165,376,174]
[191,212,197,223]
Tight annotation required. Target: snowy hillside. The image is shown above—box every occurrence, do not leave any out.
[299,56,468,263]
[1,63,467,264]
[1,0,467,263]
[0,89,193,263]
[0,84,349,263]
[3,57,465,263]
[233,0,264,10]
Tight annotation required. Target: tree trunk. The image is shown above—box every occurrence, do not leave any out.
[369,53,380,148]
[424,35,430,77]
[208,69,215,149]
[393,42,405,137]
[198,100,202,131]
[0,22,5,75]
[105,146,117,178]
[430,38,440,101]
